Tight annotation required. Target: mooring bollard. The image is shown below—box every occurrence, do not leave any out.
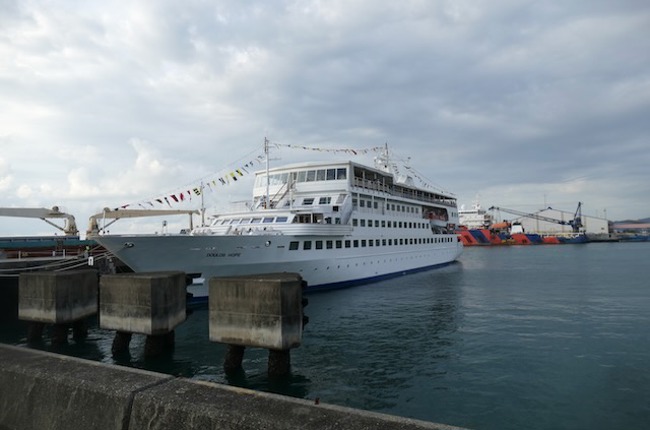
[208,273,306,377]
[18,270,98,345]
[99,271,186,358]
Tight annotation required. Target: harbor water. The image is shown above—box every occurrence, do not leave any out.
[2,242,650,430]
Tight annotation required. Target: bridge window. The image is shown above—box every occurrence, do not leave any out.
[303,241,312,250]
[289,241,299,250]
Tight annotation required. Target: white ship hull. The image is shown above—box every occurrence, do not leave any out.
[97,232,462,292]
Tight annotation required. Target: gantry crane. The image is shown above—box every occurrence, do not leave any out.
[488,202,583,233]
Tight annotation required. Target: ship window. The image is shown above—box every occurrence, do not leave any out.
[319,197,331,204]
[263,217,274,223]
[368,240,373,247]
[345,240,351,248]
[360,219,366,227]
[240,218,251,224]
[376,239,380,246]
[336,240,342,248]
[289,241,299,250]
[251,218,262,224]
[316,170,326,181]
[306,170,316,182]
[316,241,323,250]
[382,220,386,228]
[297,171,306,182]
[400,239,404,245]
[367,219,372,227]
[360,200,365,207]
[326,169,336,180]
[352,198,358,207]
[354,240,359,247]
[361,240,366,247]
[353,219,358,226]
[276,216,288,223]
[326,240,333,249]
[303,198,314,205]
[336,168,346,179]
[374,202,378,209]
[383,239,387,246]
[303,241,312,250]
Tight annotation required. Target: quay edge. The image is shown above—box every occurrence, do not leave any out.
[0,344,468,430]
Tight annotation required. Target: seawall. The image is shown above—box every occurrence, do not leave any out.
[0,344,466,430]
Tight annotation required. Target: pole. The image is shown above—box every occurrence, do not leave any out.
[265,137,270,209]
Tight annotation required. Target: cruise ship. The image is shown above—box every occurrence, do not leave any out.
[91,145,463,295]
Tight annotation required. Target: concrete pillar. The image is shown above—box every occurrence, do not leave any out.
[100,271,186,358]
[268,349,291,377]
[26,322,45,343]
[18,270,98,344]
[209,273,304,376]
[224,345,246,373]
[50,324,69,345]
[112,331,132,356]
[144,331,175,358]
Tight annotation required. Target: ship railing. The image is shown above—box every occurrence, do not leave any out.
[351,178,456,207]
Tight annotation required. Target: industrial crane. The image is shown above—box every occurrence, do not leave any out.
[0,206,78,235]
[488,202,583,233]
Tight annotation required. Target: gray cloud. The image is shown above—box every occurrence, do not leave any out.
[1,0,649,235]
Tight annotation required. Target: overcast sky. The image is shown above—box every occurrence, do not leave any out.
[1,0,649,236]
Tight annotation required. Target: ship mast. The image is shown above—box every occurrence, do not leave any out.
[264,137,270,209]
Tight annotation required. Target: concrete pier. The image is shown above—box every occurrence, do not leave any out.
[209,273,305,375]
[99,271,186,356]
[0,344,468,430]
[18,270,98,343]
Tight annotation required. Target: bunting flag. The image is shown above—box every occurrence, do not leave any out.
[115,140,386,211]
[273,143,383,155]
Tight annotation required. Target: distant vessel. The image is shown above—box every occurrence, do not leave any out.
[457,203,590,246]
[92,144,463,296]
[458,200,493,229]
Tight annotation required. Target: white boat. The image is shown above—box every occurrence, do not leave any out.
[91,145,463,299]
[458,200,493,229]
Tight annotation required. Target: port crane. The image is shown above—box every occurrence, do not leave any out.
[0,206,79,235]
[488,202,583,233]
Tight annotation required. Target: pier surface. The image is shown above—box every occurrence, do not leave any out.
[0,344,466,430]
